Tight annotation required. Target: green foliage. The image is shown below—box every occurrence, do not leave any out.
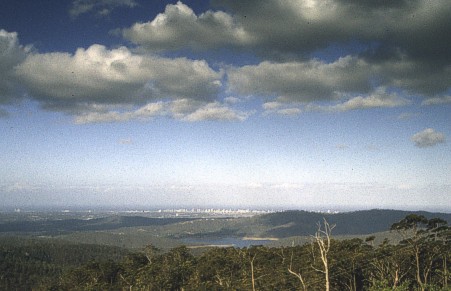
[0,237,128,290]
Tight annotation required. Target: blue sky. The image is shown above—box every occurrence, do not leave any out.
[1,0,450,211]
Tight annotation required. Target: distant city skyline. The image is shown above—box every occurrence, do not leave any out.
[1,0,450,211]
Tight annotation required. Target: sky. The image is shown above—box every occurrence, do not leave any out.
[0,0,450,211]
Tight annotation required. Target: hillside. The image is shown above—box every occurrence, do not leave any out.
[257,209,451,237]
[1,209,450,250]
[0,215,195,235]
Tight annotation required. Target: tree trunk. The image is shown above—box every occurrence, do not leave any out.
[251,257,256,291]
[444,256,448,288]
[415,247,424,291]
[314,219,334,291]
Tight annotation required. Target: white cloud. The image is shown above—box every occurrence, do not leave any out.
[70,0,137,18]
[15,44,222,114]
[74,102,166,124]
[260,87,409,114]
[74,100,251,124]
[118,138,133,144]
[224,96,240,104]
[311,88,411,112]
[122,0,451,99]
[411,128,446,148]
[228,56,372,102]
[181,102,251,122]
[262,101,302,116]
[74,111,131,124]
[4,0,451,124]
[275,108,302,116]
[0,30,29,104]
[262,101,283,110]
[228,54,446,107]
[122,1,253,51]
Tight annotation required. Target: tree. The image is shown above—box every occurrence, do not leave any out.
[312,218,335,291]
[425,218,450,289]
[367,240,412,289]
[194,247,244,289]
[391,214,429,290]
[330,238,370,291]
[390,214,450,291]
[143,244,160,264]
[119,253,148,290]
[287,242,307,291]
[239,246,262,291]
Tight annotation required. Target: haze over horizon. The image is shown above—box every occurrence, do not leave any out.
[1,0,450,211]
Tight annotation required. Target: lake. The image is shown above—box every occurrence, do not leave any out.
[182,237,276,248]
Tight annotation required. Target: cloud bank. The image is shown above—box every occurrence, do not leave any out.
[2,0,451,123]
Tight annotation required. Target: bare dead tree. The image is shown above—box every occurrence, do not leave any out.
[312,218,335,291]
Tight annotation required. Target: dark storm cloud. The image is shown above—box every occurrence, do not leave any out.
[127,0,451,67]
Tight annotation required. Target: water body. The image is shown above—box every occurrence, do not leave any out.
[182,237,274,248]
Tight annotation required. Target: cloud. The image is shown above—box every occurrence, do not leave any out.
[70,0,137,18]
[411,128,446,148]
[335,144,349,150]
[126,0,451,64]
[228,56,372,102]
[275,108,302,116]
[4,0,451,125]
[262,102,282,111]
[228,51,450,108]
[118,138,133,144]
[224,96,240,104]
[122,1,253,51]
[309,88,411,112]
[228,51,451,105]
[0,30,29,104]
[260,87,409,116]
[398,112,419,120]
[74,102,166,124]
[15,44,222,113]
[421,96,451,105]
[182,102,251,122]
[123,1,451,99]
[262,101,302,116]
[74,100,251,124]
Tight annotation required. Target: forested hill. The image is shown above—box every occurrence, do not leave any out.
[258,209,451,237]
[0,216,195,235]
